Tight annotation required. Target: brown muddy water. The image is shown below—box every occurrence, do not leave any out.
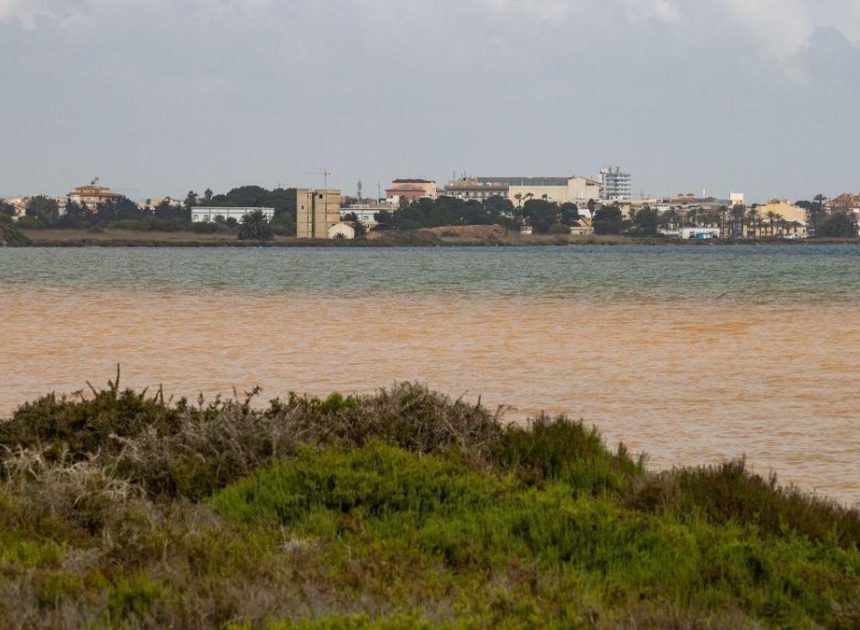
[1,246,859,504]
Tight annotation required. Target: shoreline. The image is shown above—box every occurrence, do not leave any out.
[14,226,860,248]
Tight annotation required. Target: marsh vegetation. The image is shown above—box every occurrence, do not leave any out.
[0,376,858,627]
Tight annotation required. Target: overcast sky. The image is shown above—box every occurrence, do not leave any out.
[1,0,858,202]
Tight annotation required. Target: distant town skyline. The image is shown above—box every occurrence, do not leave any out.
[1,0,858,201]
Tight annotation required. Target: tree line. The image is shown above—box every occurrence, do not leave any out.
[2,185,301,236]
[3,189,857,239]
[375,196,661,236]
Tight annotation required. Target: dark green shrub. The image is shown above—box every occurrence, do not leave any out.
[108,574,164,624]
[15,215,42,229]
[191,221,219,234]
[629,459,860,549]
[0,223,31,246]
[0,375,182,462]
[493,416,643,494]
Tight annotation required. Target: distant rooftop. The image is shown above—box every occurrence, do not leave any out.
[448,176,597,187]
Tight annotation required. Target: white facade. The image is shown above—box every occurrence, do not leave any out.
[192,207,275,223]
[7,197,29,218]
[446,175,601,206]
[681,227,720,240]
[600,166,632,201]
[340,204,392,226]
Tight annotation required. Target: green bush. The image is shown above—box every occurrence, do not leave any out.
[108,574,165,624]
[1,381,859,627]
[0,376,182,462]
[493,415,642,495]
[15,215,42,229]
[191,221,219,234]
[212,444,860,627]
[0,223,31,246]
[629,459,860,549]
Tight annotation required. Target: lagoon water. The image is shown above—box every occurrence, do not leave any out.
[2,246,859,504]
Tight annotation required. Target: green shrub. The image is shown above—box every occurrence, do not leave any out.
[212,444,860,627]
[0,375,182,463]
[267,614,438,629]
[493,416,643,495]
[629,459,860,549]
[191,221,219,234]
[1,381,860,628]
[108,573,164,624]
[15,215,42,229]
[0,223,31,246]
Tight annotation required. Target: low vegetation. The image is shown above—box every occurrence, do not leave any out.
[0,222,31,247]
[14,185,298,237]
[0,376,858,627]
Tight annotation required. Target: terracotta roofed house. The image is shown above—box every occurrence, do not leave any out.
[385,179,437,204]
[66,179,123,210]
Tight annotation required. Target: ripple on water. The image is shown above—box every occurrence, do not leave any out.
[0,246,859,506]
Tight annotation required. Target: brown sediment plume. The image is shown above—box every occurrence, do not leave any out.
[2,287,859,505]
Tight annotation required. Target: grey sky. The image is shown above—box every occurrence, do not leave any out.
[1,0,858,202]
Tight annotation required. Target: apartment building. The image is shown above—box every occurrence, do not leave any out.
[444,175,601,206]
[600,166,631,201]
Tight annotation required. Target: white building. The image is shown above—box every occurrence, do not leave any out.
[681,227,720,240]
[340,203,392,226]
[445,175,601,206]
[600,166,631,201]
[6,197,29,218]
[191,207,275,223]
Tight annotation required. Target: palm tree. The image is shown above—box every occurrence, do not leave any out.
[731,204,745,238]
[514,193,523,208]
[766,211,779,237]
[746,207,760,239]
[663,208,678,230]
[238,210,274,241]
[688,208,699,227]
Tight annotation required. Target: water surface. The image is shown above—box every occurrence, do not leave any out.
[1,246,858,504]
